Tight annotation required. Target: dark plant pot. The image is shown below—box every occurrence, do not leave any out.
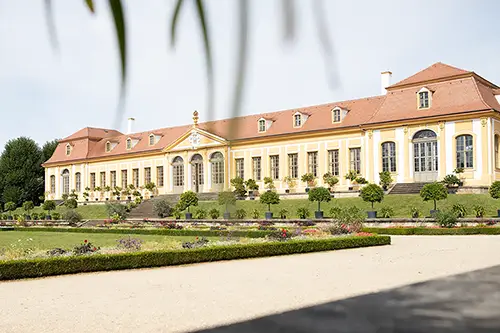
[128,196,132,201]
[412,212,419,218]
[223,212,231,220]
[26,215,31,220]
[159,213,164,218]
[95,198,99,201]
[447,188,457,194]
[250,197,255,200]
[7,216,12,220]
[367,211,377,219]
[497,209,500,218]
[314,211,324,219]
[382,185,388,191]
[185,212,192,219]
[458,181,464,187]
[285,189,290,194]
[305,188,310,193]
[430,209,439,217]
[116,197,120,201]
[85,199,89,202]
[150,195,154,199]
[106,198,109,201]
[265,212,273,219]
[84,202,87,206]
[46,215,52,220]
[348,186,354,191]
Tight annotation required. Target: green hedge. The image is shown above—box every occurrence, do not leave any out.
[12,227,271,238]
[362,227,500,235]
[0,235,390,280]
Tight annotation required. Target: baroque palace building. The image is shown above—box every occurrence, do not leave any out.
[44,62,500,200]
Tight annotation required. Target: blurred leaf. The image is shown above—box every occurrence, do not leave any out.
[108,0,127,127]
[194,0,214,120]
[44,0,59,51]
[84,0,95,13]
[170,0,185,47]
[282,0,295,41]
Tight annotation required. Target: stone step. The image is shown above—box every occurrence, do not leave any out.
[388,183,429,195]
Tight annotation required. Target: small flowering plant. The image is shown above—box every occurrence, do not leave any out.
[73,239,100,255]
[268,228,292,241]
[161,221,184,230]
[355,232,373,237]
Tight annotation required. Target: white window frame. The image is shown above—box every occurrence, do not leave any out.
[417,87,431,109]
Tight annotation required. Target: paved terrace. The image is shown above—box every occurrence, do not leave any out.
[1,235,500,333]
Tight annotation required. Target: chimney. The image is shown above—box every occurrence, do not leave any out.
[127,117,135,134]
[381,71,392,95]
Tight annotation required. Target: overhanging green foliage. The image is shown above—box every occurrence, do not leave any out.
[362,227,500,235]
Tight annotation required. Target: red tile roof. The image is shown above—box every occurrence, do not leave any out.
[43,62,500,166]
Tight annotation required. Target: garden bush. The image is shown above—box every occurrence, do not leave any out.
[63,210,82,223]
[0,236,391,280]
[260,190,280,212]
[379,171,393,190]
[105,203,128,221]
[218,191,236,214]
[435,210,457,228]
[296,207,311,219]
[420,182,447,211]
[379,206,395,218]
[442,174,460,187]
[42,200,56,216]
[472,205,486,218]
[178,191,199,213]
[329,206,342,219]
[451,203,467,218]
[489,181,500,199]
[235,209,247,219]
[230,177,247,197]
[362,227,500,235]
[208,208,220,219]
[31,212,39,220]
[410,207,421,218]
[51,212,61,220]
[194,208,207,219]
[308,187,331,212]
[153,199,171,218]
[251,209,260,219]
[279,208,288,219]
[22,201,34,216]
[359,184,384,209]
[64,198,78,209]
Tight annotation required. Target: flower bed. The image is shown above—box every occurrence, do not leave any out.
[0,235,390,280]
[362,227,500,235]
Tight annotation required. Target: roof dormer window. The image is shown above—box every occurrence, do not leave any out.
[126,138,132,150]
[418,87,431,109]
[149,134,155,146]
[332,108,341,123]
[65,144,71,156]
[258,119,266,133]
[294,114,302,127]
[105,141,111,152]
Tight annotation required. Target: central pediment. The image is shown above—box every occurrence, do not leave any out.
[164,128,227,152]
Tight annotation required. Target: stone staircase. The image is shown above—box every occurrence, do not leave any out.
[127,193,219,219]
[388,182,429,195]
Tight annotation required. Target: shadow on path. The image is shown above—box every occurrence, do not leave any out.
[193,265,500,333]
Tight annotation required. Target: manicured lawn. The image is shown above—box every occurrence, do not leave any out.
[12,204,108,220]
[0,231,217,252]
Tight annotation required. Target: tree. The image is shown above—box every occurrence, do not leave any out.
[489,181,500,199]
[378,171,393,190]
[23,201,34,216]
[42,200,56,216]
[359,184,384,209]
[230,177,246,197]
[178,191,198,213]
[218,191,236,213]
[0,137,44,206]
[420,182,448,211]
[64,198,78,209]
[41,139,59,162]
[4,201,16,217]
[260,190,280,212]
[308,187,331,212]
[245,179,259,192]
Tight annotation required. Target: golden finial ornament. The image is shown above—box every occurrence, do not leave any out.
[192,110,199,127]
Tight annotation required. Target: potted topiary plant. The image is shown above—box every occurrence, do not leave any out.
[323,172,339,193]
[379,171,393,191]
[83,189,90,204]
[442,174,460,193]
[42,200,56,220]
[489,181,500,217]
[218,190,236,219]
[282,176,297,194]
[344,170,358,190]
[263,177,276,192]
[113,186,122,201]
[104,186,111,201]
[420,182,448,217]
[4,201,16,220]
[245,179,259,199]
[23,201,34,220]
[308,186,331,219]
[230,177,247,199]
[260,190,280,219]
[454,167,465,186]
[178,191,198,219]
[145,182,156,199]
[359,183,384,218]
[301,173,316,192]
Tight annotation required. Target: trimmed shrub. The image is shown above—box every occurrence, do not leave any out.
[178,191,198,213]
[235,209,247,219]
[473,205,486,218]
[194,208,207,219]
[22,201,34,215]
[64,198,78,209]
[420,182,447,210]
[105,203,128,220]
[208,208,220,219]
[42,200,56,214]
[308,187,331,212]
[489,181,500,199]
[296,207,311,219]
[0,235,391,280]
[362,227,500,235]
[379,171,393,190]
[51,212,61,220]
[379,206,394,218]
[153,200,171,218]
[442,174,460,187]
[359,184,384,209]
[279,208,288,219]
[4,201,16,214]
[260,190,280,212]
[451,203,467,218]
[230,177,247,197]
[31,212,39,220]
[435,210,457,228]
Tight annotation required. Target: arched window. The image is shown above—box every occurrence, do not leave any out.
[412,129,437,140]
[495,135,499,169]
[149,134,155,146]
[65,144,71,156]
[62,169,70,195]
[294,114,301,127]
[172,156,184,187]
[105,141,111,152]
[50,175,56,193]
[381,142,396,172]
[456,134,473,168]
[258,119,266,132]
[126,138,132,150]
[75,172,81,192]
[211,152,224,185]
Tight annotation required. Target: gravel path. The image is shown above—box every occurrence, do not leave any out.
[2,235,500,333]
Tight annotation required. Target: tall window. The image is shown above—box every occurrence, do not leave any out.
[144,167,151,184]
[121,170,128,189]
[49,175,56,193]
[456,135,473,168]
[100,172,106,187]
[126,138,132,150]
[496,135,499,169]
[294,114,301,127]
[288,153,298,178]
[332,109,341,122]
[106,141,111,152]
[65,144,71,156]
[90,173,96,190]
[149,135,155,146]
[419,91,429,109]
[132,169,139,188]
[270,155,279,180]
[211,152,224,185]
[235,158,244,179]
[252,157,261,180]
[328,150,339,176]
[62,169,70,195]
[75,172,81,192]
[157,166,164,187]
[110,171,117,188]
[349,148,361,174]
[258,119,266,132]
[172,157,184,187]
[308,152,318,177]
[381,142,397,172]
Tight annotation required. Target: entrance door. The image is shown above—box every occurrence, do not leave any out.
[413,130,438,182]
[191,154,204,193]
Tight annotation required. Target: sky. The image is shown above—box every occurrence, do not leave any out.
[0,0,499,149]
